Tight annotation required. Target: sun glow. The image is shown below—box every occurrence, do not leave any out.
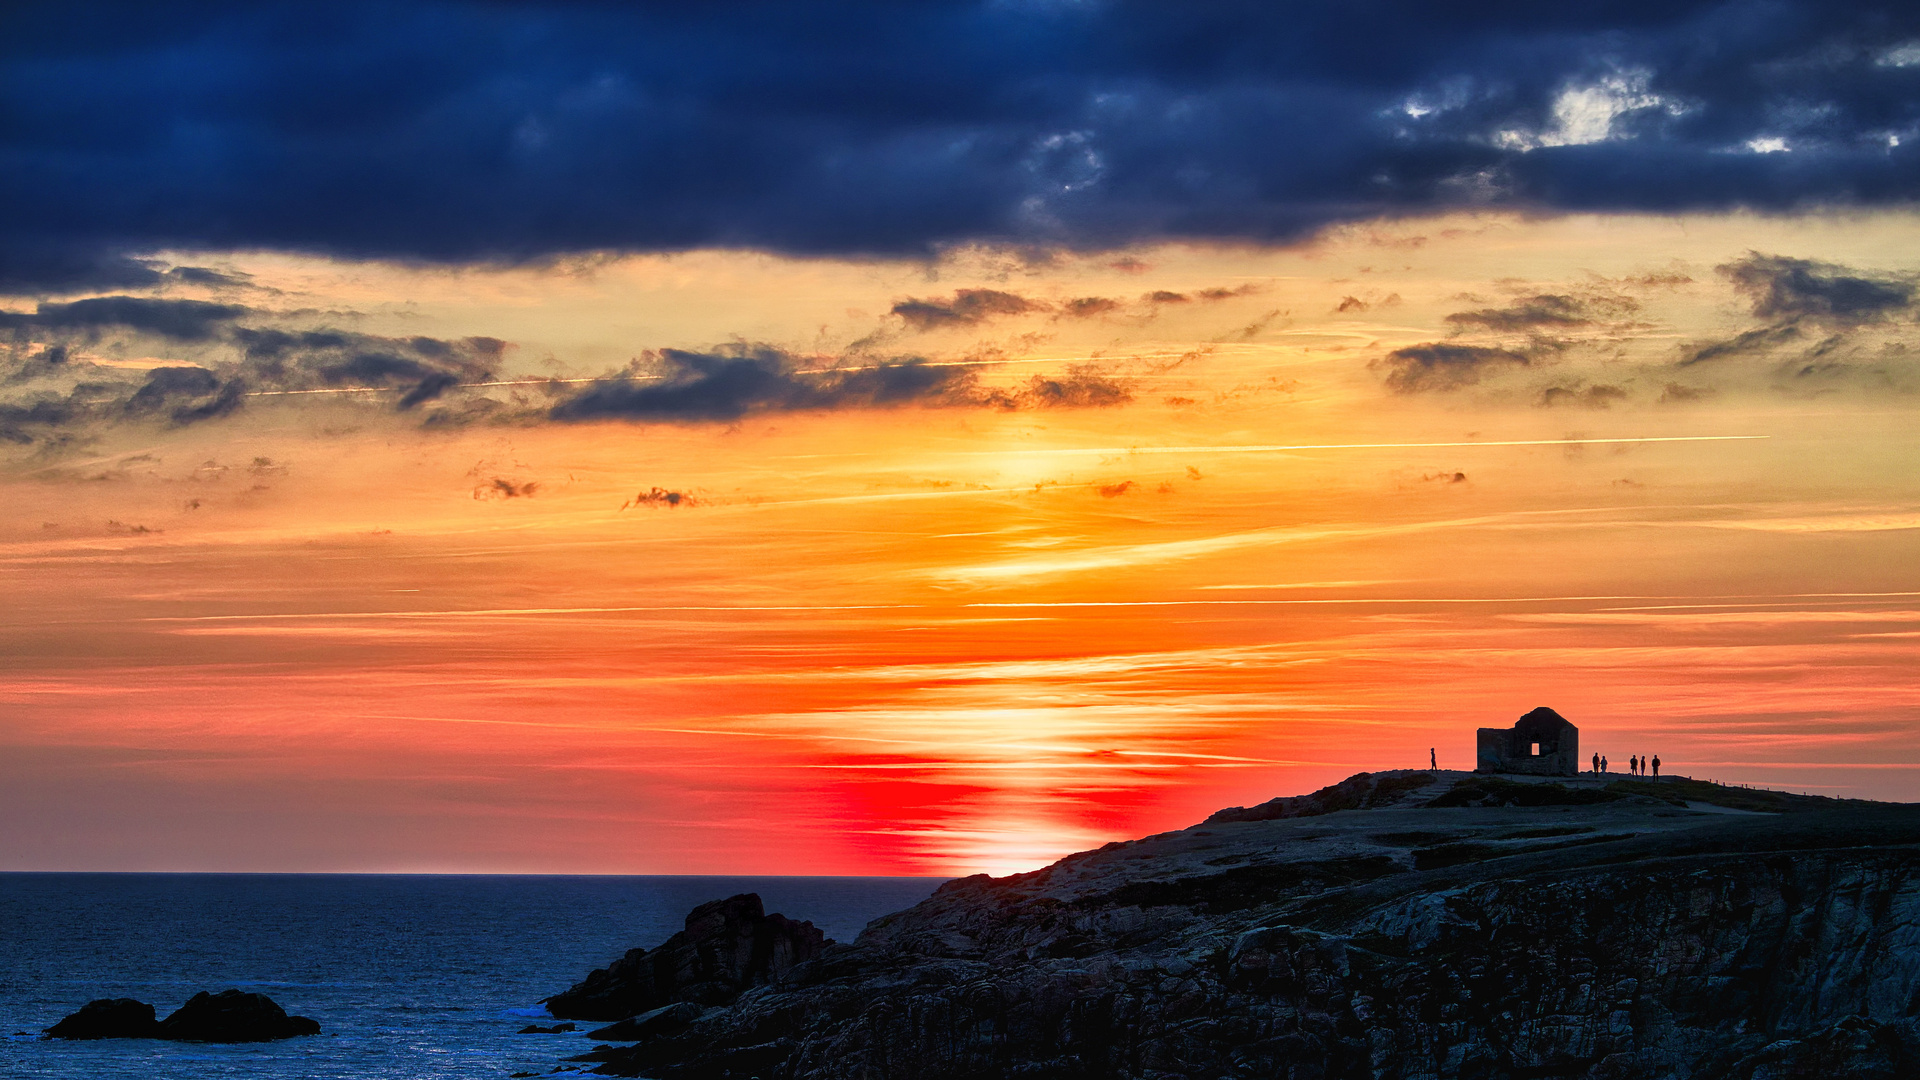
[3,214,1918,874]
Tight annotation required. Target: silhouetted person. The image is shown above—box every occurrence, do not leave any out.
[1630,755,1638,776]
[1592,752,1600,774]
[1652,754,1660,779]
[1430,747,1436,770]
[1602,755,1609,773]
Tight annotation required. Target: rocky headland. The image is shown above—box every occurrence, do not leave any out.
[544,770,1920,1079]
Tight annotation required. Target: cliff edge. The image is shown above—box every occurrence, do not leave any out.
[550,771,1920,1079]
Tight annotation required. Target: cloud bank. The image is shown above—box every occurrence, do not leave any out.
[0,297,1133,447]
[3,1,1919,291]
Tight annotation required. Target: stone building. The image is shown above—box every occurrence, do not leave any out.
[1476,707,1579,776]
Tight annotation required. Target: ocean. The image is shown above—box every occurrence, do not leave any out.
[0,873,946,1078]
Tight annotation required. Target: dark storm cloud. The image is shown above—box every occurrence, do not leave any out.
[3,1,1919,290]
[1374,343,1536,393]
[550,346,1127,422]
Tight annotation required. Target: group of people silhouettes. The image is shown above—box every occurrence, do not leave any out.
[1592,752,1660,777]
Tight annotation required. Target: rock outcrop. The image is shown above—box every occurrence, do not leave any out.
[544,771,1920,1079]
[1205,770,1437,823]
[43,998,161,1039]
[46,990,320,1043]
[156,990,321,1042]
[545,893,827,1021]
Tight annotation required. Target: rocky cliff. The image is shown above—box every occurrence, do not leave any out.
[548,771,1920,1079]
[546,892,828,1022]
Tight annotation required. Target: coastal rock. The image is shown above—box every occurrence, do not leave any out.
[155,990,321,1042]
[587,1001,707,1041]
[545,893,827,1021]
[545,771,1920,1079]
[44,998,161,1039]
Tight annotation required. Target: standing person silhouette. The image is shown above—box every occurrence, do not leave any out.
[1652,754,1661,779]
[1602,755,1609,773]
[1430,747,1436,770]
[1592,752,1600,774]
[1630,755,1638,776]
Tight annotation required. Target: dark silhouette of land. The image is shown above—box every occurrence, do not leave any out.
[537,769,1920,1079]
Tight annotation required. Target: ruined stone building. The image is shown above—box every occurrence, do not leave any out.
[1476,706,1579,776]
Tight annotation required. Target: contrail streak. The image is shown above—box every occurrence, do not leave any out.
[960,435,1769,456]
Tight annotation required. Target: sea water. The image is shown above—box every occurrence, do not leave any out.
[0,873,945,1078]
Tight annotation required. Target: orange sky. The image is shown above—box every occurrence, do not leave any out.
[3,211,1918,875]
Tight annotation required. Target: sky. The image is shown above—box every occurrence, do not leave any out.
[2,1,1919,876]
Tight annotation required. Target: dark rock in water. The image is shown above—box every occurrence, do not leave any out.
[543,771,1920,1079]
[44,998,161,1040]
[156,990,320,1042]
[544,893,827,1021]
[587,1001,706,1042]
[517,1022,577,1034]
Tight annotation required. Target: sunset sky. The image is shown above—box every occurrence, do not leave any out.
[3,2,1919,876]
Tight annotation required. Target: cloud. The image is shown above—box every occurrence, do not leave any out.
[0,298,512,446]
[1678,323,1803,365]
[0,297,252,342]
[623,487,698,510]
[232,328,506,398]
[124,366,245,423]
[553,347,969,421]
[165,266,254,289]
[6,3,1920,287]
[473,477,539,500]
[0,397,80,445]
[1538,383,1630,408]
[1444,293,1634,332]
[1673,253,1919,373]
[1009,368,1131,408]
[1061,296,1123,318]
[1718,253,1915,324]
[892,289,1043,330]
[0,293,1133,448]
[1373,342,1535,392]
[1196,285,1263,301]
[1659,381,1715,402]
[550,345,1127,422]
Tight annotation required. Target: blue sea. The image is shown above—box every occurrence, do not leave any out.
[0,874,945,1078]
